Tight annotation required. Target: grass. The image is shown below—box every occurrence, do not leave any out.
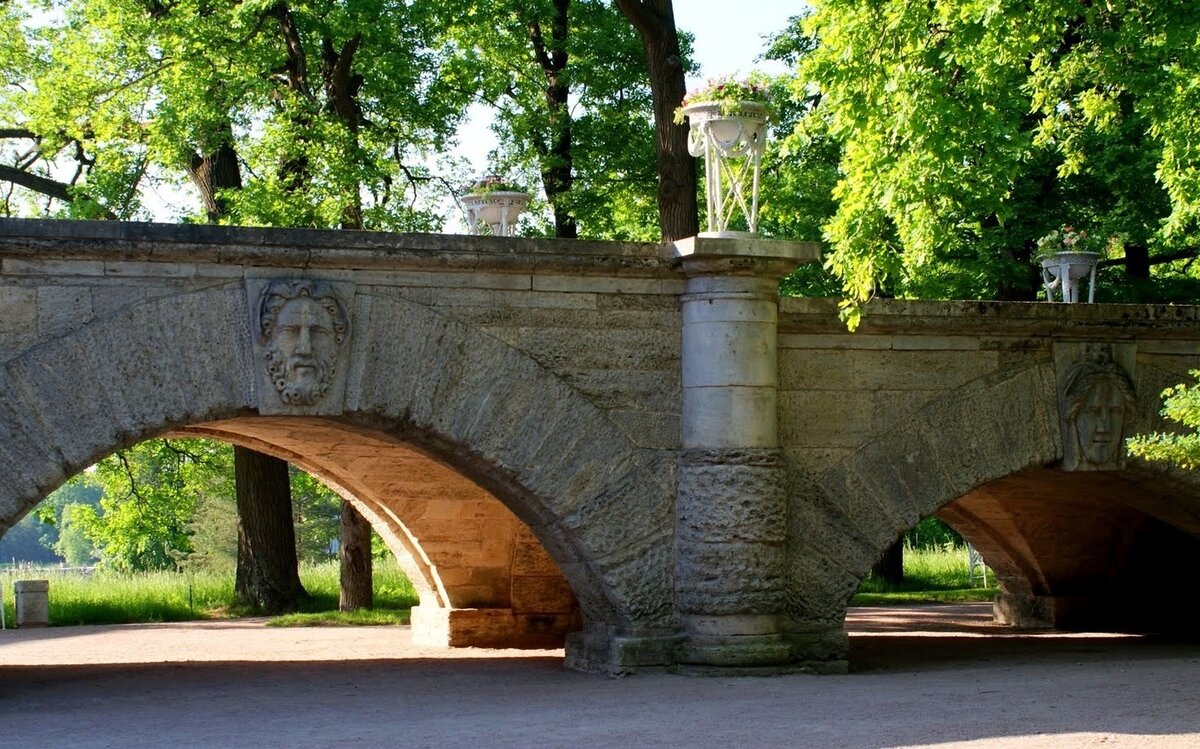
[0,547,994,626]
[0,559,418,627]
[850,546,999,606]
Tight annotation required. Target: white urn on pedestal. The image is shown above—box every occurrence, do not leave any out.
[680,100,768,237]
[1041,251,1100,303]
[461,184,530,237]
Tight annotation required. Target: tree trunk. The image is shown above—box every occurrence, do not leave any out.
[234,446,308,613]
[871,539,905,587]
[616,0,698,241]
[530,0,577,239]
[186,126,308,617]
[1124,244,1151,280]
[186,131,242,222]
[338,500,373,611]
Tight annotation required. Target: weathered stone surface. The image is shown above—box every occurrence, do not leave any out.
[675,540,786,614]
[36,286,93,338]
[511,576,576,613]
[677,452,787,543]
[3,220,1200,674]
[14,579,49,627]
[7,337,128,471]
[0,286,37,346]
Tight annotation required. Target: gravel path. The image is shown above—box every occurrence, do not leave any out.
[2,604,1199,748]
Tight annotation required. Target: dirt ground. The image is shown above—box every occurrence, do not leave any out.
[2,604,1199,749]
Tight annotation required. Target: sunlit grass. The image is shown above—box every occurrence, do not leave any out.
[0,559,417,626]
[267,609,410,627]
[851,545,999,606]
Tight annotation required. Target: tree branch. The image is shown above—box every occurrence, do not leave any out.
[116,451,146,508]
[271,1,310,96]
[0,163,118,219]
[1098,247,1200,268]
[0,128,37,140]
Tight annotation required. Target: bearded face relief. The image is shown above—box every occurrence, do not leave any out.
[257,280,349,408]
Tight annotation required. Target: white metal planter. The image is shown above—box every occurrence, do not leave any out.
[1041,251,1101,303]
[681,101,768,237]
[462,191,530,237]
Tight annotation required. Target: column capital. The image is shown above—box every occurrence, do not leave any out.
[667,235,821,279]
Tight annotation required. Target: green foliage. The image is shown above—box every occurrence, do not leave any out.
[856,545,995,604]
[903,517,964,551]
[437,0,668,240]
[72,439,235,572]
[465,175,527,195]
[2,0,474,227]
[1128,370,1200,468]
[792,0,1200,304]
[267,608,410,627]
[290,468,341,562]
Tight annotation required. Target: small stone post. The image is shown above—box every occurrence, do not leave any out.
[15,579,49,627]
[672,235,817,672]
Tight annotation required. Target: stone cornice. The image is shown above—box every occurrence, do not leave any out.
[0,218,672,277]
[780,297,1200,339]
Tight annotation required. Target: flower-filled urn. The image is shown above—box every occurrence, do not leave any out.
[676,74,770,237]
[461,175,530,237]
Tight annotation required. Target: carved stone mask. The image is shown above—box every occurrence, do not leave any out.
[257,280,349,406]
[1060,348,1136,471]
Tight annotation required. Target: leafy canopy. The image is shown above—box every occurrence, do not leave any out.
[794,0,1200,307]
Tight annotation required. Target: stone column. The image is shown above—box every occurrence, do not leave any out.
[672,235,817,672]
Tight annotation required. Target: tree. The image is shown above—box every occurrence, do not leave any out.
[1,0,469,226]
[1128,372,1200,469]
[793,1,1200,314]
[615,0,699,240]
[70,440,232,572]
[438,0,663,240]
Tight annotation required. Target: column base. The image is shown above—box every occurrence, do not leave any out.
[564,626,685,675]
[410,605,575,649]
[674,614,848,674]
[993,592,1054,629]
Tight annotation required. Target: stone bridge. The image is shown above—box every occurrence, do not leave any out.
[2,218,1198,674]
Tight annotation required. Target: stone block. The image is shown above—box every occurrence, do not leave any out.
[558,466,672,561]
[675,539,786,615]
[7,337,126,472]
[682,386,777,448]
[14,579,49,627]
[511,576,577,613]
[37,285,94,338]
[778,391,872,449]
[411,606,574,649]
[0,286,36,340]
[511,541,561,576]
[677,453,787,544]
[3,258,104,276]
[532,275,667,295]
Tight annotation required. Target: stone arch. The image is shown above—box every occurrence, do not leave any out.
[785,361,1061,625]
[178,416,584,648]
[0,282,676,665]
[786,356,1200,633]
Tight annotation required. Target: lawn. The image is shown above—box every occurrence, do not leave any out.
[0,559,417,627]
